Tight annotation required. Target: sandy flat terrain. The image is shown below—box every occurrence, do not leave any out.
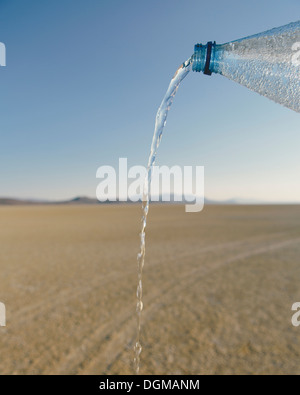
[0,204,300,375]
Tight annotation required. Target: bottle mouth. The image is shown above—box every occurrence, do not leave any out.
[192,41,216,75]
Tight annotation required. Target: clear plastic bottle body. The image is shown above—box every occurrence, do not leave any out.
[193,21,300,112]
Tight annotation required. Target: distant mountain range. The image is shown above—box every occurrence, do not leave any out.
[0,197,101,205]
[0,196,217,206]
[0,195,299,206]
[0,196,289,206]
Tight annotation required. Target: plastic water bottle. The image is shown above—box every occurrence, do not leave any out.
[193,21,300,113]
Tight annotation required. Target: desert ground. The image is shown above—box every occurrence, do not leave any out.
[0,204,300,375]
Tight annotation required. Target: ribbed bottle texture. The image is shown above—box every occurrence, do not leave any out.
[193,21,300,112]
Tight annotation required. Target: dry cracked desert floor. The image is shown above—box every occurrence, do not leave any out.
[1,204,300,375]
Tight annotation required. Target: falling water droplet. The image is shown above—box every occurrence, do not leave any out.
[137,281,142,299]
[136,301,143,315]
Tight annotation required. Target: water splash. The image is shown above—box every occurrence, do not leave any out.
[134,57,193,374]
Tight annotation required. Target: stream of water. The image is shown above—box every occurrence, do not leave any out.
[134,57,193,374]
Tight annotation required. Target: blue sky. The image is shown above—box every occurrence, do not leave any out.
[0,0,299,202]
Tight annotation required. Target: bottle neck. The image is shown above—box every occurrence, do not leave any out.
[192,42,217,75]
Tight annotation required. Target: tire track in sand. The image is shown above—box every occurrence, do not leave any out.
[52,236,300,374]
[12,232,286,327]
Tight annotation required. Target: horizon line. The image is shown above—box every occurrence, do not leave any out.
[0,196,300,206]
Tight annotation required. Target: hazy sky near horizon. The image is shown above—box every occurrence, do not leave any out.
[0,0,300,202]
